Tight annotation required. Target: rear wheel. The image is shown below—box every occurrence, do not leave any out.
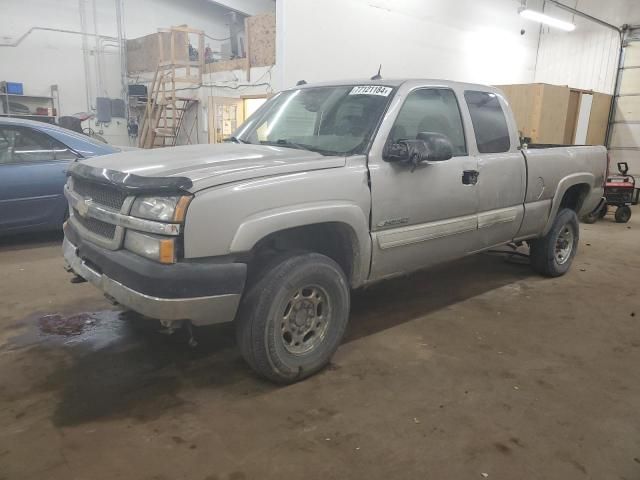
[529,208,579,277]
[236,253,350,383]
[615,206,632,223]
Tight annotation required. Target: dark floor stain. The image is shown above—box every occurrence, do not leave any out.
[228,473,246,480]
[172,435,186,445]
[494,442,512,455]
[38,312,97,336]
[633,457,640,465]
[509,437,525,448]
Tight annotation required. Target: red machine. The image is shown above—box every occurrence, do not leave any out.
[589,162,638,223]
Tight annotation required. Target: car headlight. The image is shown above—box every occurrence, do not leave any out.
[124,230,176,264]
[130,195,191,222]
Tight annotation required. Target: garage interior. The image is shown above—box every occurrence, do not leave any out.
[1,0,640,479]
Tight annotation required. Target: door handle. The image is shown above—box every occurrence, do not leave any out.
[462,170,479,185]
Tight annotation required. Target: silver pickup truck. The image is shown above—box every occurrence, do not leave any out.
[63,79,606,382]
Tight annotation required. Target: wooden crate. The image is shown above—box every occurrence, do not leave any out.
[496,83,569,144]
[495,83,612,145]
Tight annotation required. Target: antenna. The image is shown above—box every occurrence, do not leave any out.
[371,65,382,80]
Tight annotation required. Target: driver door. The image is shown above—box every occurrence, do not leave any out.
[368,86,481,280]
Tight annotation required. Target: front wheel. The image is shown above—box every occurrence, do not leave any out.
[529,208,580,277]
[236,253,350,383]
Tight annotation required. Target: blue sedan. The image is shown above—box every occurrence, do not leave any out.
[0,118,122,235]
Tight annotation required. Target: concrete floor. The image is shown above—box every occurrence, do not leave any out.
[0,211,639,480]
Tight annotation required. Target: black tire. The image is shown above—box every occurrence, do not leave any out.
[236,253,350,383]
[529,208,580,277]
[615,206,631,223]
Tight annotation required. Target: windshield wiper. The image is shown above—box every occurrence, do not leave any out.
[225,136,250,144]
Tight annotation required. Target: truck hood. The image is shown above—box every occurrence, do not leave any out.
[82,143,346,191]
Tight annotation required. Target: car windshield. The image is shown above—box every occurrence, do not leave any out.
[233,85,395,156]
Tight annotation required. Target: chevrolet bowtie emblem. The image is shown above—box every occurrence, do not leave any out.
[76,198,91,217]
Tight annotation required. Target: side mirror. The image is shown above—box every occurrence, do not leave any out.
[384,132,453,169]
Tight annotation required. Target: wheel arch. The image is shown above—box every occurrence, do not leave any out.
[542,174,594,235]
[230,202,371,287]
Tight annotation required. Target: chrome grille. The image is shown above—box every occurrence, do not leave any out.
[73,208,117,239]
[73,178,128,211]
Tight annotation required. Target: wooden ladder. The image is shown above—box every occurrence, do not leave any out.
[139,26,204,148]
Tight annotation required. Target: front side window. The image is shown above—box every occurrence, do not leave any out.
[0,126,74,164]
[464,91,511,154]
[234,85,395,156]
[388,88,467,156]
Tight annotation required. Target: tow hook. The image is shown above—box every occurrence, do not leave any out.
[70,274,87,284]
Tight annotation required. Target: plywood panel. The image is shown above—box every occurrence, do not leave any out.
[535,84,569,144]
[246,13,276,67]
[496,84,542,141]
[614,96,640,122]
[204,58,250,73]
[585,92,612,145]
[563,90,580,144]
[127,31,188,73]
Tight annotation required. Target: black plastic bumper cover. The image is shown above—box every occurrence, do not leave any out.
[65,224,246,299]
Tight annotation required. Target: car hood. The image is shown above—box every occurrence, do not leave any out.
[82,143,345,191]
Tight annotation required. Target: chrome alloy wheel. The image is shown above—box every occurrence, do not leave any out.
[554,225,574,265]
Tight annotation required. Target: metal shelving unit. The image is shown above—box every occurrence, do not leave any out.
[0,88,58,124]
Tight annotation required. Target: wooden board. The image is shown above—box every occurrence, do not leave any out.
[127,31,188,73]
[586,92,613,146]
[496,83,572,144]
[204,58,250,74]
[496,84,537,140]
[563,90,581,144]
[537,84,570,145]
[245,13,276,67]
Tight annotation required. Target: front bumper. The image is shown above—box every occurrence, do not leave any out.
[62,230,246,326]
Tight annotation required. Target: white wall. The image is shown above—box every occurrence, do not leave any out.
[0,0,234,144]
[276,0,542,89]
[534,0,640,94]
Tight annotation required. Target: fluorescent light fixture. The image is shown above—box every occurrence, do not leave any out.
[519,8,576,31]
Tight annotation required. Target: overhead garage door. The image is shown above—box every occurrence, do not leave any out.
[610,27,640,175]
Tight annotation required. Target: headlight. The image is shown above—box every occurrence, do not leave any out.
[130,195,191,222]
[124,230,176,264]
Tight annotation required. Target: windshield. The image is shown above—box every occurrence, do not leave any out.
[233,85,395,156]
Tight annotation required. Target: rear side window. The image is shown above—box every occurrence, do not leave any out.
[464,91,510,154]
[0,126,75,164]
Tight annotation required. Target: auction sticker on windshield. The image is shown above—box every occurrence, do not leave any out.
[349,85,393,96]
